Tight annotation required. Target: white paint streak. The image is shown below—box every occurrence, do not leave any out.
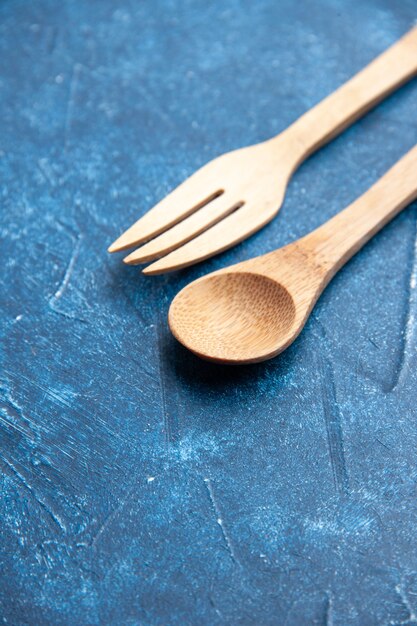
[389,581,417,624]
[53,237,81,301]
[204,477,240,566]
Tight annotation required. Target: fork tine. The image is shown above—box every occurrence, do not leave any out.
[108,173,223,253]
[123,193,243,264]
[142,201,278,274]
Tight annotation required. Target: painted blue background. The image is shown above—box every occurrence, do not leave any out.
[1,1,417,624]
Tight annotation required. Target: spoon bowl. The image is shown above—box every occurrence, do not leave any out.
[169,271,298,363]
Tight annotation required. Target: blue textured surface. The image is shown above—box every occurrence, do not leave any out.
[1,1,417,624]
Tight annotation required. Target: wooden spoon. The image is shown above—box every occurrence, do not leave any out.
[169,145,417,364]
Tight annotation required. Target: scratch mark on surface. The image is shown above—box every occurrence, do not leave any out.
[318,355,349,496]
[46,25,58,54]
[389,580,417,624]
[140,83,175,129]
[45,387,78,410]
[53,237,80,301]
[90,482,138,548]
[37,542,53,570]
[105,264,149,328]
[208,593,224,620]
[0,384,37,441]
[0,456,66,533]
[90,505,123,548]
[37,158,56,187]
[0,413,34,442]
[155,298,183,449]
[157,323,171,450]
[49,225,84,321]
[325,592,334,626]
[204,478,240,566]
[4,370,128,451]
[376,437,390,451]
[389,211,417,392]
[64,63,82,148]
[311,311,328,341]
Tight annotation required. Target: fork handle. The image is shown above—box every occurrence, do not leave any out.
[306,143,417,276]
[286,26,417,159]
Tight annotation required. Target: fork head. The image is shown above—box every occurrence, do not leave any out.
[108,137,295,274]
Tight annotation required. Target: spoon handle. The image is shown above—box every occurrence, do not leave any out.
[286,26,417,159]
[306,143,417,275]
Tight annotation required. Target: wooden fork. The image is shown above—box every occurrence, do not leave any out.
[108,26,417,274]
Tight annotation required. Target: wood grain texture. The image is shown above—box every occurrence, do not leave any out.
[109,25,417,273]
